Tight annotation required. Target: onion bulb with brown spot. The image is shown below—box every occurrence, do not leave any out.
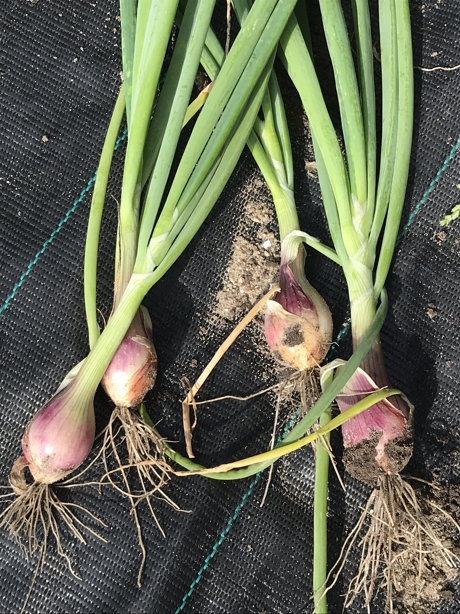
[264,233,332,371]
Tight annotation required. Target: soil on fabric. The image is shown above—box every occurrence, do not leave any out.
[214,178,280,321]
[391,480,459,613]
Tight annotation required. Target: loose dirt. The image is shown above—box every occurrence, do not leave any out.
[392,480,460,613]
[215,181,279,321]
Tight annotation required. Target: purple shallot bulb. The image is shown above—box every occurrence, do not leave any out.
[10,376,95,489]
[335,366,413,484]
[102,306,157,408]
[264,233,332,371]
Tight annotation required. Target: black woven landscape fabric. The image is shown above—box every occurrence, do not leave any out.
[0,1,459,613]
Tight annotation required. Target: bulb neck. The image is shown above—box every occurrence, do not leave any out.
[75,275,153,398]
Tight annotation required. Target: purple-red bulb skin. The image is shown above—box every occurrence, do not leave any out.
[20,380,95,485]
[264,264,330,371]
[337,368,413,485]
[102,306,157,408]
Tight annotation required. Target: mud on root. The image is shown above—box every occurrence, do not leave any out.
[328,474,459,613]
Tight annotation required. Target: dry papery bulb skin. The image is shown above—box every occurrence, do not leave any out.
[102,306,158,408]
[10,378,96,490]
[264,257,332,372]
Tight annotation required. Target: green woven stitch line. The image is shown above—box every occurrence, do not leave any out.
[174,414,301,612]
[173,136,460,611]
[398,134,460,240]
[173,409,302,614]
[174,474,262,614]
[0,130,127,318]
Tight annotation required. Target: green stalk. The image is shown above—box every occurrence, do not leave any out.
[192,1,301,246]
[116,0,180,301]
[248,131,299,240]
[280,3,413,343]
[71,60,277,471]
[131,0,153,93]
[156,387,394,479]
[368,0,398,258]
[143,0,280,255]
[109,0,216,358]
[313,418,330,614]
[142,0,300,271]
[318,0,368,209]
[119,1,136,126]
[288,5,350,269]
[77,0,295,417]
[255,78,289,187]
[351,0,376,236]
[284,230,340,265]
[268,73,294,190]
[84,87,126,349]
[107,0,300,320]
[231,1,300,242]
[312,371,333,614]
[313,136,349,267]
[135,0,218,266]
[284,17,345,612]
[76,73,273,422]
[149,58,275,283]
[176,1,225,78]
[74,274,154,398]
[374,0,413,296]
[279,16,360,260]
[294,0,312,48]
[347,0,412,357]
[172,388,400,474]
[279,5,413,610]
[84,77,215,355]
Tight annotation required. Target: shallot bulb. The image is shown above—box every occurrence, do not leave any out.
[265,235,332,371]
[102,306,157,408]
[10,376,95,489]
[335,364,413,485]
